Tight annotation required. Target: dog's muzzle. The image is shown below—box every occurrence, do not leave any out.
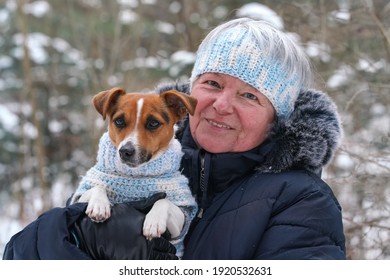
[119,143,151,167]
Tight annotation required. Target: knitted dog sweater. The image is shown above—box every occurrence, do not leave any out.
[72,132,198,257]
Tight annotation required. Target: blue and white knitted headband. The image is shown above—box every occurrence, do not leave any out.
[191,19,306,119]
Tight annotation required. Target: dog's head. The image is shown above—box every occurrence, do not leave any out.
[92,87,197,167]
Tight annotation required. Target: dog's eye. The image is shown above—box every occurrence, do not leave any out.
[146,118,161,130]
[114,117,126,128]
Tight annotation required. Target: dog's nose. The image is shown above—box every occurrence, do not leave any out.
[119,143,136,162]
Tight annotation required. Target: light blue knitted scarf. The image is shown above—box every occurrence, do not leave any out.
[73,132,198,257]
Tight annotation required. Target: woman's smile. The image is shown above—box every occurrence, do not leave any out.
[206,118,233,130]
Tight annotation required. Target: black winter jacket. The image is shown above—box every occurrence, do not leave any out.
[3,82,346,260]
[157,82,346,259]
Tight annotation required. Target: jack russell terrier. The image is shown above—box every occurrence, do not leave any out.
[70,87,198,257]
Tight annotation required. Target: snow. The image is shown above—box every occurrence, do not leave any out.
[335,153,355,170]
[11,29,83,66]
[12,32,51,64]
[356,58,385,73]
[236,3,284,30]
[117,0,139,8]
[213,6,229,19]
[120,50,195,76]
[0,8,10,25]
[326,65,354,88]
[51,174,74,207]
[330,0,351,23]
[51,37,71,53]
[48,119,65,134]
[306,41,331,63]
[49,95,70,108]
[155,20,175,35]
[370,103,387,115]
[169,2,181,14]
[23,0,50,18]
[119,9,139,24]
[134,56,159,68]
[168,50,196,77]
[0,104,19,131]
[140,0,156,5]
[23,122,38,139]
[330,9,351,23]
[170,50,196,65]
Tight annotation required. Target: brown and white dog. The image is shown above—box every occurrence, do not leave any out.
[71,87,197,242]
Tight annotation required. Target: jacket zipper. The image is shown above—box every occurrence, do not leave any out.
[200,155,205,191]
[198,154,205,218]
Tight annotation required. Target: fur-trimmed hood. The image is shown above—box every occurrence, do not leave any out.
[156,81,342,174]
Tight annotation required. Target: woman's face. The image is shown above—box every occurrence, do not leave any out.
[189,73,276,153]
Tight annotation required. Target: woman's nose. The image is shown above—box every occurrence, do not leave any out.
[212,91,234,114]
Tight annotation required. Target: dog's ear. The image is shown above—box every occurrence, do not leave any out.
[92,88,126,120]
[160,90,197,120]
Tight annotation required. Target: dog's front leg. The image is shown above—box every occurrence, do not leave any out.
[78,185,111,223]
[143,199,185,240]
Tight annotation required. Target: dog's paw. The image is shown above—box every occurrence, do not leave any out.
[85,196,111,223]
[143,210,168,240]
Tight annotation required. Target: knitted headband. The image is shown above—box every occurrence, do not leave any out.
[190,18,310,119]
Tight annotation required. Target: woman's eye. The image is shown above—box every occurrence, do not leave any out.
[242,92,258,101]
[206,80,221,89]
[114,117,126,128]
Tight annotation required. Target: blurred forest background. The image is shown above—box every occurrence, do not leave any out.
[0,0,389,259]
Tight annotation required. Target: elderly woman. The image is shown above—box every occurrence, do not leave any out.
[3,18,345,260]
[160,18,345,259]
